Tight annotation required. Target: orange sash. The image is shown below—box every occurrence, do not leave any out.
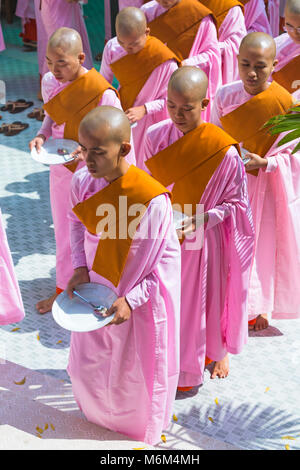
[200,0,244,30]
[147,0,215,60]
[146,123,240,216]
[72,165,170,287]
[110,36,180,111]
[43,68,119,172]
[272,56,300,94]
[220,81,293,176]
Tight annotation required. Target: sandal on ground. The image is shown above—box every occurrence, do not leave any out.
[1,99,27,112]
[4,122,29,136]
[0,122,10,133]
[9,100,34,114]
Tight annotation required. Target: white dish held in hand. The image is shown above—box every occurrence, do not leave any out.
[31,138,79,165]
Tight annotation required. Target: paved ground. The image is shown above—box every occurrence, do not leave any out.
[0,11,300,451]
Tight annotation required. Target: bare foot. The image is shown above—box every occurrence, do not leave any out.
[248,314,269,331]
[36,292,59,314]
[210,354,229,379]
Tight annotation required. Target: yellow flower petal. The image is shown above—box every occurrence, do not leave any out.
[173,414,178,422]
[281,436,296,440]
[50,424,55,431]
[36,426,43,434]
[44,424,48,431]
[215,398,219,406]
[36,433,42,439]
[57,340,62,344]
[14,377,26,385]
[11,327,20,332]
[161,434,166,442]
[133,447,146,450]
[285,444,290,450]
[264,387,270,393]
[208,417,214,423]
[37,334,40,341]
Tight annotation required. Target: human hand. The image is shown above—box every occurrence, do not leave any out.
[102,296,132,326]
[244,153,268,172]
[125,105,146,124]
[29,134,46,153]
[176,212,209,239]
[66,267,90,299]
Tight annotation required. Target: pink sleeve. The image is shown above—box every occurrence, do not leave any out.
[205,147,248,230]
[144,60,178,114]
[265,156,278,173]
[210,89,224,127]
[218,6,247,53]
[37,74,54,139]
[99,89,122,109]
[99,41,115,84]
[37,115,53,140]
[69,176,88,269]
[182,16,220,67]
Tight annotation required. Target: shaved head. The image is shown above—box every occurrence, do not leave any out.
[116,7,147,37]
[79,106,131,145]
[239,32,276,60]
[48,27,83,56]
[168,66,208,101]
[285,0,300,15]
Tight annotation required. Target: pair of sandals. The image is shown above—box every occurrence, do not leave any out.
[0,121,29,136]
[1,99,34,114]
[28,107,45,121]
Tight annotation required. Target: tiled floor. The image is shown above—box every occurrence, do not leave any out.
[0,12,300,451]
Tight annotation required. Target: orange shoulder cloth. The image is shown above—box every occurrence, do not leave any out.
[43,68,118,172]
[200,0,244,30]
[43,68,118,142]
[147,0,215,60]
[110,35,180,111]
[72,165,171,287]
[272,56,300,94]
[220,81,293,164]
[146,123,239,215]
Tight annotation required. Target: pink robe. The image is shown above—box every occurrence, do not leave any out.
[16,0,35,19]
[141,1,222,120]
[211,80,300,320]
[0,210,25,325]
[244,0,272,35]
[67,166,181,445]
[0,24,5,52]
[267,0,280,37]
[33,0,93,77]
[37,69,135,291]
[273,33,300,93]
[144,120,254,386]
[218,5,247,84]
[100,36,179,170]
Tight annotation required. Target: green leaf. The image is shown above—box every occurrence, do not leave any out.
[292,141,300,154]
[277,129,300,146]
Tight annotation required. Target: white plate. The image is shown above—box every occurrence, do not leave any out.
[173,210,189,230]
[52,282,117,332]
[31,138,79,166]
[241,147,251,165]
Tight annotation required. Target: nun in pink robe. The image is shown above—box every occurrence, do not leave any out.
[67,166,181,445]
[267,0,280,37]
[33,0,93,77]
[100,36,179,169]
[217,5,247,84]
[0,24,5,52]
[104,1,146,41]
[0,210,25,325]
[211,80,300,321]
[141,1,222,120]
[144,119,254,387]
[273,32,300,92]
[37,69,136,292]
[244,0,272,35]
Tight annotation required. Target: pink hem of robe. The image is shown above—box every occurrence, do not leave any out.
[144,120,254,386]
[141,1,222,120]
[244,0,272,35]
[67,166,181,445]
[267,0,280,37]
[16,0,35,19]
[100,36,179,170]
[211,80,300,321]
[38,70,135,291]
[33,0,93,77]
[0,210,25,325]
